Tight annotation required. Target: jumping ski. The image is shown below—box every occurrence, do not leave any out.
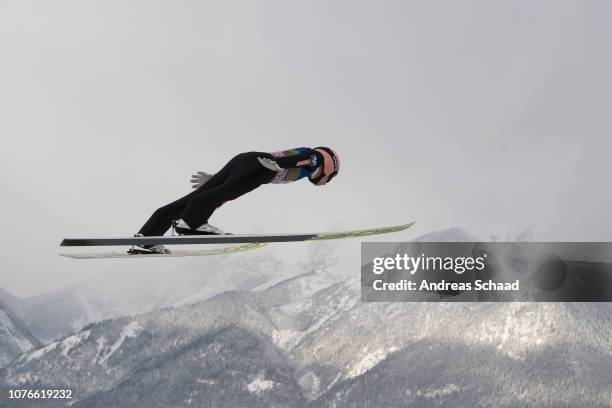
[59,223,414,259]
[60,242,268,259]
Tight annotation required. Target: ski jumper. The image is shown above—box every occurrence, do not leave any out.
[138,148,322,236]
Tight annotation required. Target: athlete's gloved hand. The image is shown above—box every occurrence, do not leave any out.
[190,171,213,189]
[258,157,282,172]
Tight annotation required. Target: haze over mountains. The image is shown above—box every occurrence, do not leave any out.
[0,250,294,344]
[0,300,40,368]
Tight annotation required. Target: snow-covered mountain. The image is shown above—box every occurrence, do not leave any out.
[3,228,611,407]
[2,268,612,407]
[3,250,294,343]
[0,301,40,368]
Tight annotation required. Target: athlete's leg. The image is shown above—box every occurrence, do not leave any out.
[137,154,242,236]
[179,152,274,228]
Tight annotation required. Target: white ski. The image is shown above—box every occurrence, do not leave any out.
[59,222,414,259]
[60,243,268,259]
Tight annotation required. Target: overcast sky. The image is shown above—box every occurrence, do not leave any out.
[1,0,610,297]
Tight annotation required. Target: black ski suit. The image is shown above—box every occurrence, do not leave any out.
[138,150,319,236]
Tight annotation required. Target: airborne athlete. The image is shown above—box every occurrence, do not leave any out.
[134,147,340,254]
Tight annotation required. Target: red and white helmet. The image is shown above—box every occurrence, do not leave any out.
[310,147,340,185]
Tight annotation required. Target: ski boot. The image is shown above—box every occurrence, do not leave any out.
[174,219,227,235]
[127,233,172,255]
